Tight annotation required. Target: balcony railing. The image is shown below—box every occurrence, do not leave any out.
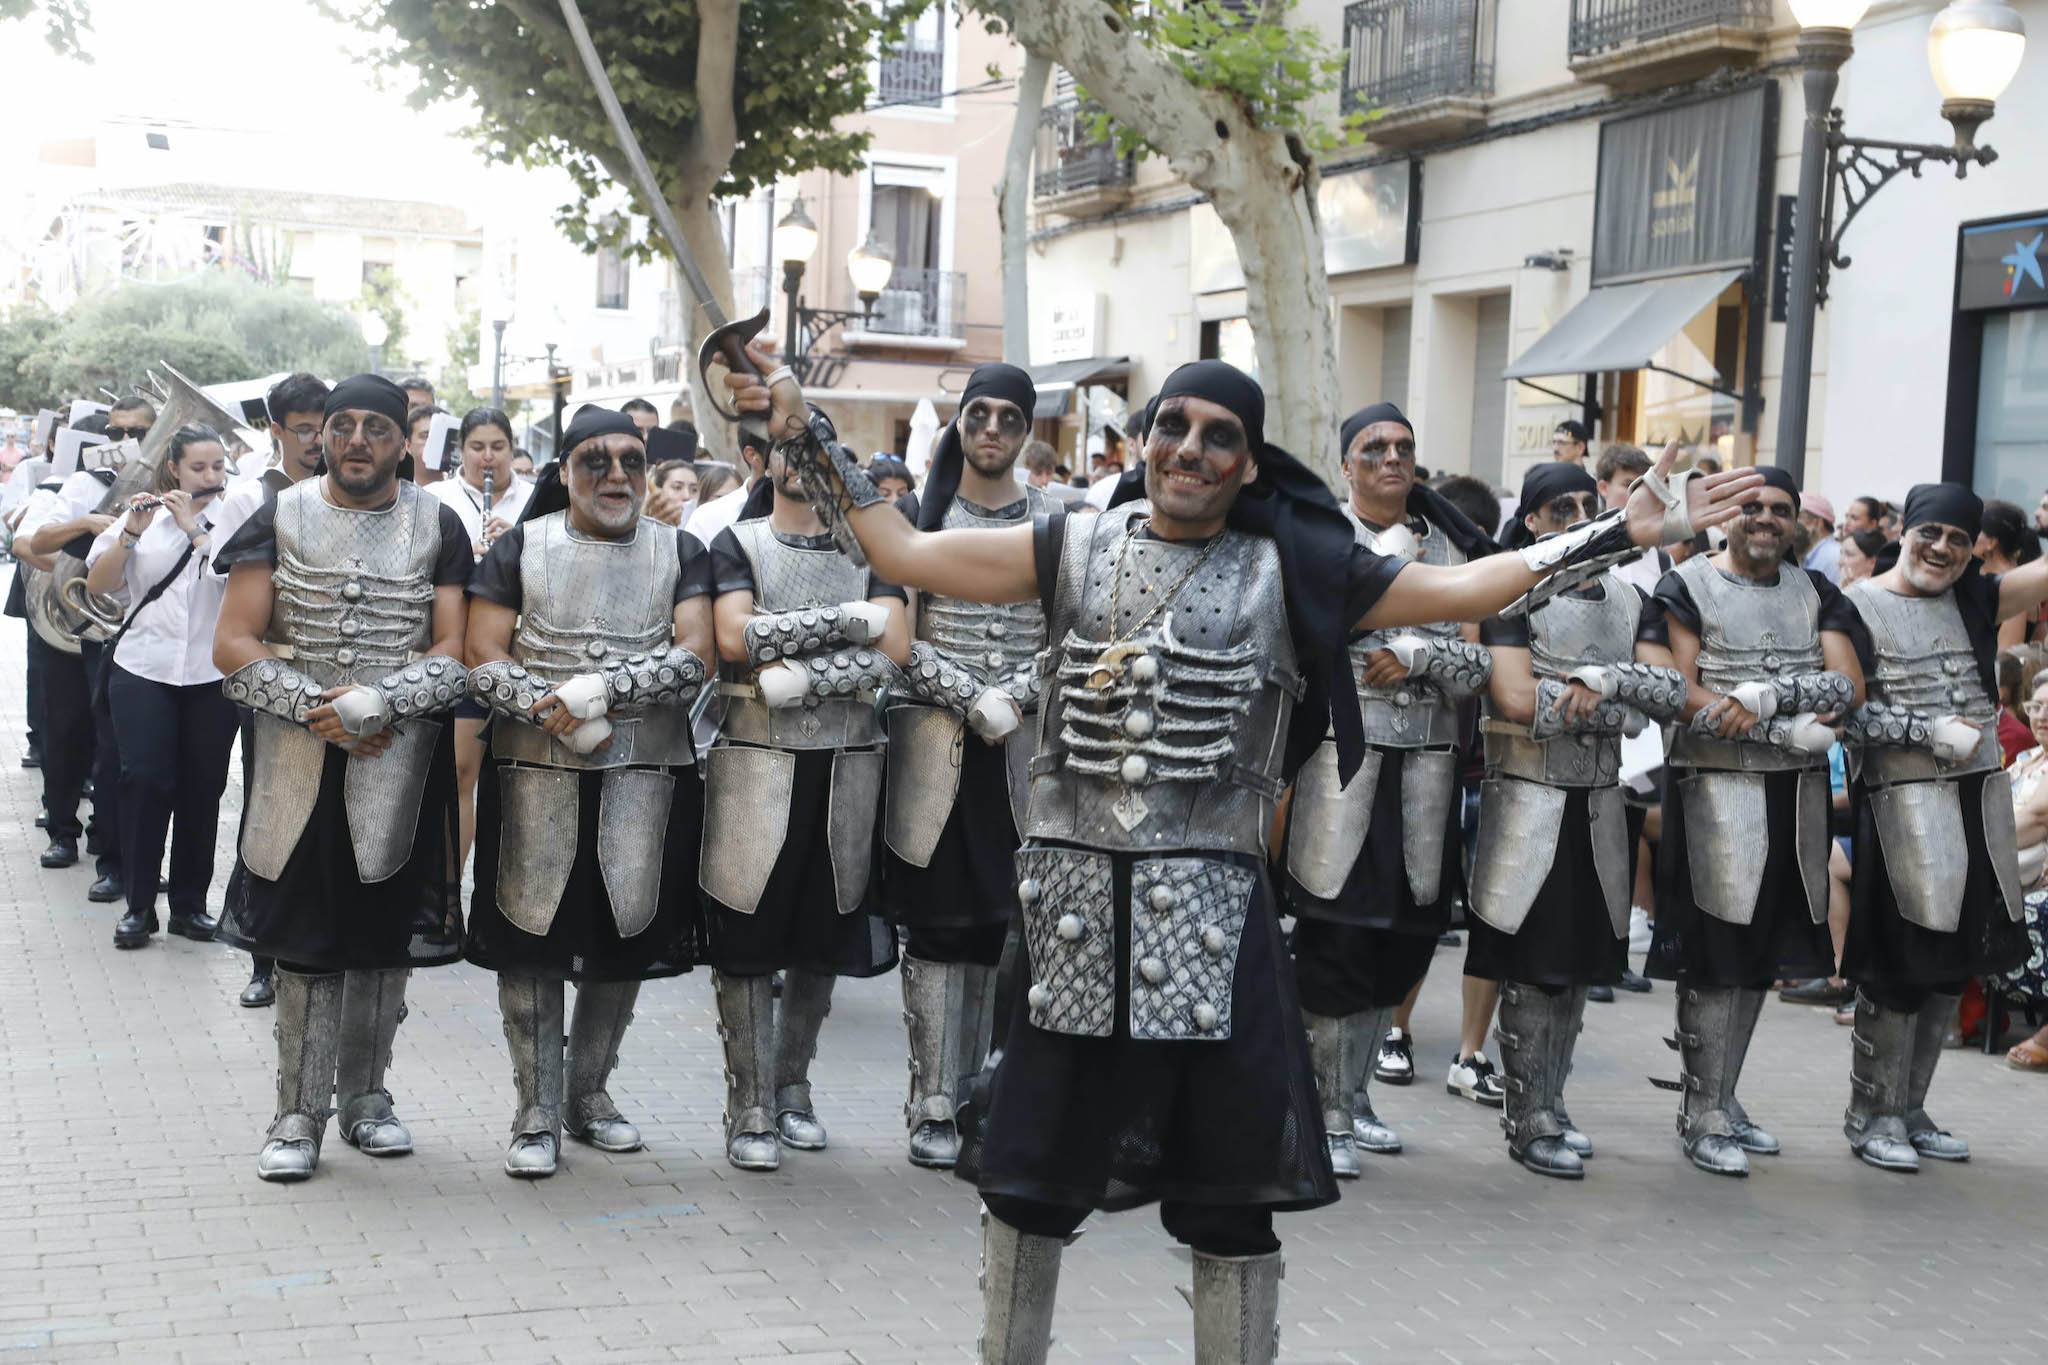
[1568,0,1770,59]
[1341,0,1497,116]
[878,42,945,108]
[855,266,965,340]
[1034,97,1135,201]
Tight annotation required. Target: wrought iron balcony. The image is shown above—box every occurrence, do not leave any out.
[852,266,965,342]
[1568,0,1771,88]
[1341,0,1496,144]
[1034,97,1136,216]
[878,42,945,108]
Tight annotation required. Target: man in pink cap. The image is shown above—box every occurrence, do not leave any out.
[1802,492,1841,583]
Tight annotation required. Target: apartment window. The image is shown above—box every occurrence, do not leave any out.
[878,7,945,107]
[1341,0,1497,114]
[596,245,630,310]
[360,236,396,285]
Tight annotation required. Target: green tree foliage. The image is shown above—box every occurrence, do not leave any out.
[358,266,412,366]
[438,308,484,417]
[0,309,62,412]
[0,0,91,57]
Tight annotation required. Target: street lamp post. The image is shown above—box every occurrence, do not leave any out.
[544,341,565,460]
[1775,0,2027,483]
[772,194,895,387]
[489,309,513,411]
[360,310,390,378]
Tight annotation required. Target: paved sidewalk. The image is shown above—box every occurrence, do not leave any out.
[1,601,2044,1362]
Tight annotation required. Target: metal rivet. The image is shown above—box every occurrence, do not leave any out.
[1138,956,1167,985]
[1056,913,1085,942]
[1017,877,1041,906]
[1192,1002,1220,1031]
[1147,883,1175,912]
[1129,655,1159,683]
[1123,709,1155,739]
[1200,925,1226,955]
[1121,754,1149,784]
[1027,983,1050,1010]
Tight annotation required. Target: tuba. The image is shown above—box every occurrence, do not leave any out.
[26,364,250,653]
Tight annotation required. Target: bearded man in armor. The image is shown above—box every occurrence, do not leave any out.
[211,375,473,1183]
[1835,484,2041,1172]
[883,363,1060,1169]
[720,348,1763,1364]
[1635,465,1864,1178]
[1282,402,1499,1177]
[462,407,712,1178]
[1469,463,1688,1178]
[700,411,911,1174]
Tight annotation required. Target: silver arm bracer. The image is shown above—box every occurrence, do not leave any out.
[903,639,988,715]
[1503,510,1646,616]
[598,644,706,709]
[1770,670,1855,717]
[744,606,869,666]
[1404,636,1493,699]
[1684,708,1827,754]
[367,656,470,720]
[222,657,324,725]
[1583,662,1688,720]
[792,645,906,699]
[1841,699,1936,749]
[469,659,559,724]
[1528,677,1636,740]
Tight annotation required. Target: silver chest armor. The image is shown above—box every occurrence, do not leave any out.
[241,481,444,885]
[1668,556,1826,774]
[719,518,878,751]
[491,514,691,941]
[1843,579,2017,933]
[885,489,1052,868]
[1483,577,1640,790]
[1347,510,1465,748]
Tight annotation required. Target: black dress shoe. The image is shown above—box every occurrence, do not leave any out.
[34,812,47,828]
[21,752,40,770]
[83,830,103,858]
[167,912,218,942]
[1617,967,1653,993]
[113,908,157,948]
[239,975,276,1008]
[87,874,123,903]
[40,838,78,869]
[1588,983,1617,1003]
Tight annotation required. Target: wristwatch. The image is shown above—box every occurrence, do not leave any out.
[119,530,140,548]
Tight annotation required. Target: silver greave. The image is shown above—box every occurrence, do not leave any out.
[712,971,777,1145]
[774,968,836,1121]
[1189,1249,1284,1365]
[958,962,998,1082]
[1723,985,1766,1127]
[1495,983,1570,1146]
[498,973,565,1141]
[566,980,639,1136]
[980,1209,1063,1365]
[269,969,346,1145]
[1303,1009,1371,1178]
[1673,985,1742,1142]
[1845,990,1917,1164]
[335,967,411,1150]
[1350,1004,1401,1153]
[1552,986,1588,1114]
[902,957,966,1129]
[1905,992,1970,1160]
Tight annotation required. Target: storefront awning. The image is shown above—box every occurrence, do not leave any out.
[1502,269,1743,380]
[1027,356,1130,419]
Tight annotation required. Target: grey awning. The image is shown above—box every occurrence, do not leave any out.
[1027,355,1130,420]
[1501,269,1743,380]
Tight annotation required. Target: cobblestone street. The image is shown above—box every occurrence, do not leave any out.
[1,621,2044,1364]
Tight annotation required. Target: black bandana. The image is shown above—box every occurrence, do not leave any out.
[918,362,1039,530]
[1902,482,1983,540]
[1754,463,1800,502]
[561,406,642,455]
[1340,402,1412,457]
[323,374,408,429]
[1500,463,1599,550]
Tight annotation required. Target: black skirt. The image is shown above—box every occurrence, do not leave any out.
[1843,771,2027,986]
[217,730,463,972]
[1462,788,1627,988]
[1646,768,1832,987]
[960,850,1338,1215]
[701,746,899,978]
[465,756,705,982]
[1281,744,1463,936]
[881,731,1019,930]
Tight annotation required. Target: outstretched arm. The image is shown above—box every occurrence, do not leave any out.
[1998,556,2048,622]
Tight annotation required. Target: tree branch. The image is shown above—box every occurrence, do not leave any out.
[683,0,740,204]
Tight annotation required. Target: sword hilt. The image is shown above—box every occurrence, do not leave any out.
[696,307,773,423]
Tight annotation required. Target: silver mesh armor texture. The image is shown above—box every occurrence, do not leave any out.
[1126,858,1255,1040]
[917,489,1055,688]
[269,479,439,687]
[1346,510,1465,748]
[223,657,324,724]
[720,518,880,751]
[1469,778,1566,935]
[1668,556,1825,774]
[1014,846,1116,1037]
[1485,576,1640,789]
[1846,579,2001,781]
[1028,506,1297,856]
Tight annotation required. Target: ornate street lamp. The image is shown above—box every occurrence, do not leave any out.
[774,194,897,387]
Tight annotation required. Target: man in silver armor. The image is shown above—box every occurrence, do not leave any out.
[1635,465,1863,1178]
[1836,484,2040,1172]
[884,363,1059,1169]
[1284,403,1499,1176]
[211,375,474,1182]
[700,411,911,1174]
[720,349,1763,1364]
[462,406,712,1177]
[1469,463,1687,1178]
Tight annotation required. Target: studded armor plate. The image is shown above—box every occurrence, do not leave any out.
[1127,858,1256,1040]
[1667,557,1826,774]
[1015,845,1116,1037]
[719,518,880,751]
[1027,506,1298,856]
[1486,576,1641,788]
[1846,580,2000,782]
[916,490,1053,687]
[1346,510,1465,748]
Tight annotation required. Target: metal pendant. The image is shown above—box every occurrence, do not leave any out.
[1112,787,1149,831]
[1087,642,1149,692]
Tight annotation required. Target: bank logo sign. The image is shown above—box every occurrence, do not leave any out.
[1593,86,1768,286]
[1959,214,2048,312]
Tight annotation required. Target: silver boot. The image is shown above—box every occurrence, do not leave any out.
[566,980,643,1153]
[1672,986,1748,1177]
[1189,1249,1284,1365]
[1905,991,1969,1162]
[1349,1004,1402,1154]
[257,969,345,1182]
[335,967,413,1156]
[774,968,834,1150]
[499,973,565,1179]
[958,961,998,1083]
[1496,983,1582,1180]
[1845,990,1920,1172]
[1724,986,1780,1155]
[980,1208,1063,1365]
[713,971,779,1171]
[1304,1010,1368,1179]
[1550,986,1593,1158]
[902,957,966,1169]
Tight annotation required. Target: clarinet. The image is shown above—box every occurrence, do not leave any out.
[478,467,495,559]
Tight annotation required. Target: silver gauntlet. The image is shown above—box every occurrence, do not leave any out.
[1574,662,1687,720]
[1402,636,1493,699]
[745,605,876,665]
[1771,670,1855,717]
[794,646,905,700]
[598,645,706,709]
[1687,708,1832,755]
[903,640,988,715]
[369,656,470,720]
[222,657,324,725]
[1842,700,1935,748]
[1529,677,1633,740]
[469,660,557,723]
[1507,510,1643,615]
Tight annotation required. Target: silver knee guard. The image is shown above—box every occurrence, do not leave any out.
[567,980,643,1152]
[258,969,346,1182]
[980,1209,1063,1365]
[335,967,412,1156]
[1190,1249,1284,1365]
[713,971,778,1170]
[499,973,565,1178]
[774,969,834,1149]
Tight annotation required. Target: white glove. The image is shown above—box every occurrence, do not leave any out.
[838,600,889,645]
[2017,840,2048,892]
[757,659,811,709]
[1930,715,1981,763]
[565,716,613,755]
[1567,665,1618,700]
[967,687,1020,741]
[1373,523,1420,562]
[1727,680,1779,722]
[329,685,388,737]
[1621,706,1647,739]
[1384,634,1427,671]
[1784,713,1835,754]
[554,672,610,720]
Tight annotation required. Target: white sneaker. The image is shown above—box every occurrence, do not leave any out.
[1446,1052,1506,1108]
[1628,905,1653,955]
[1374,1027,1414,1085]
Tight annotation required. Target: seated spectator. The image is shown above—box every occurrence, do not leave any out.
[1838,527,1885,586]
[2002,674,2048,1070]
